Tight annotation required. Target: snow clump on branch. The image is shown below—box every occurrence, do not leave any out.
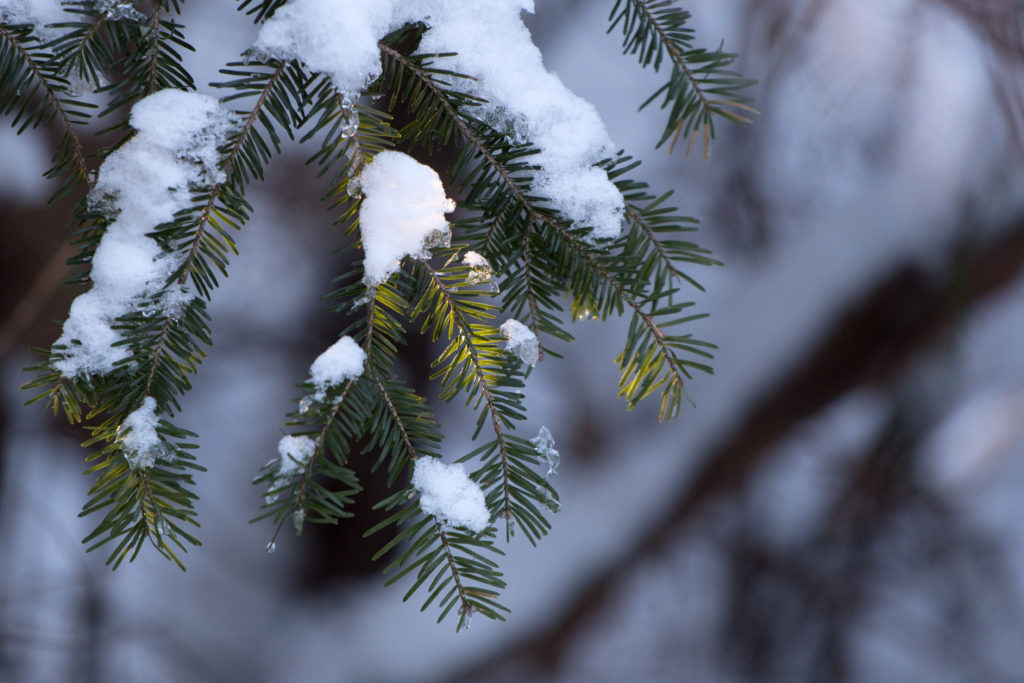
[412,458,490,533]
[118,397,162,470]
[52,90,236,378]
[309,335,366,401]
[252,0,624,241]
[251,0,394,97]
[358,150,456,285]
[266,435,317,502]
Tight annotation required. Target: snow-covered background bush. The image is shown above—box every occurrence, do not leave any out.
[4,0,1024,681]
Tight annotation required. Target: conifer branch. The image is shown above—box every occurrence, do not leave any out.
[543,212,712,419]
[176,61,292,295]
[369,370,418,460]
[435,520,476,624]
[520,224,544,348]
[625,203,702,290]
[610,158,722,293]
[367,490,506,629]
[609,0,756,155]
[412,261,518,525]
[379,44,713,411]
[7,0,744,613]
[278,379,362,538]
[0,22,92,187]
[144,5,164,94]
[98,62,299,410]
[48,4,111,87]
[101,2,195,117]
[379,46,567,348]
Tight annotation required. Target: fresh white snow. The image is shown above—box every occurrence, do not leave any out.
[499,318,539,367]
[309,335,366,400]
[250,0,624,240]
[119,397,161,470]
[252,0,394,98]
[277,435,316,477]
[358,150,455,285]
[414,1,624,240]
[52,90,236,377]
[462,251,489,268]
[266,435,316,503]
[411,458,490,533]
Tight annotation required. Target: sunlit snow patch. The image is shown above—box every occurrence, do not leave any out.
[358,151,455,285]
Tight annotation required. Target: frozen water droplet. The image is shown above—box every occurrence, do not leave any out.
[422,228,451,250]
[98,0,147,22]
[346,177,362,198]
[530,426,560,477]
[265,540,276,554]
[292,509,305,534]
[465,265,495,287]
[298,396,312,414]
[457,605,474,632]
[264,493,279,505]
[340,114,358,138]
[499,319,540,367]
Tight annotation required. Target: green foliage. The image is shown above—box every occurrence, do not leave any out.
[609,0,757,157]
[0,18,93,199]
[4,0,752,629]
